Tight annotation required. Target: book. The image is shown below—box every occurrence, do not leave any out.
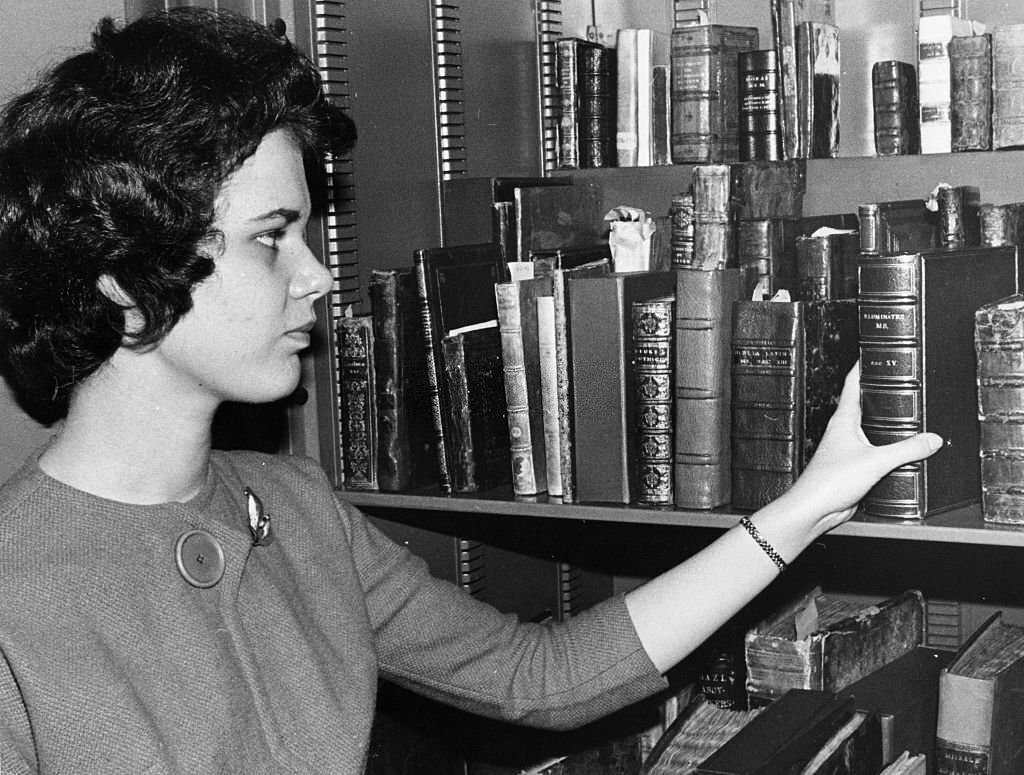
[871,60,921,156]
[645,698,761,775]
[441,324,512,493]
[669,191,696,268]
[632,296,675,506]
[615,28,670,167]
[858,245,1019,519]
[949,33,993,152]
[935,611,1024,775]
[692,163,733,270]
[992,23,1024,150]
[975,294,1024,524]
[729,159,807,221]
[556,37,591,170]
[412,242,509,495]
[857,198,939,256]
[669,24,760,164]
[513,181,603,263]
[556,38,615,169]
[794,228,859,301]
[535,295,561,499]
[933,183,981,249]
[918,14,984,154]
[738,49,782,162]
[730,297,859,511]
[744,588,926,705]
[845,646,954,773]
[770,0,800,160]
[495,279,549,497]
[879,752,926,775]
[338,313,379,491]
[674,268,742,509]
[369,268,439,492]
[569,270,677,504]
[979,201,1024,247]
[737,218,789,300]
[795,21,840,159]
[651,63,672,166]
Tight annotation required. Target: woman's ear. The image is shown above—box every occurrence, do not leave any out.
[96,274,145,338]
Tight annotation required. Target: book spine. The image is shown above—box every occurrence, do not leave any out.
[632,298,675,505]
[979,202,1024,247]
[580,42,615,168]
[795,21,840,159]
[616,28,640,167]
[936,184,980,248]
[771,0,800,159]
[369,270,403,490]
[495,282,542,495]
[871,60,921,156]
[737,218,782,300]
[652,63,672,166]
[551,269,577,503]
[536,295,563,498]
[919,16,974,154]
[440,333,479,492]
[975,295,1024,524]
[692,164,733,270]
[738,48,782,162]
[795,231,860,301]
[674,268,741,509]
[949,33,992,152]
[670,191,696,268]
[935,671,995,775]
[992,23,1024,150]
[338,315,379,491]
[556,38,582,169]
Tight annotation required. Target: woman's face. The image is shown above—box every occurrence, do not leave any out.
[150,129,332,409]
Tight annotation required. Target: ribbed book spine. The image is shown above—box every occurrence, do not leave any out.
[871,60,920,156]
[738,48,782,161]
[338,315,379,491]
[992,23,1024,150]
[632,297,675,505]
[949,33,992,152]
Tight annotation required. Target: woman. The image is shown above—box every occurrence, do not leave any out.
[0,8,941,774]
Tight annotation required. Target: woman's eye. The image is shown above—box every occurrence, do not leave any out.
[256,230,284,250]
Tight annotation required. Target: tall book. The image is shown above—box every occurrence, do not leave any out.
[992,23,1024,150]
[513,181,603,263]
[730,297,859,511]
[975,294,1024,524]
[692,163,733,270]
[569,270,677,504]
[632,296,675,506]
[674,268,742,509]
[949,33,993,152]
[795,21,840,159]
[935,611,1024,775]
[738,49,782,162]
[858,245,1019,519]
[556,38,615,169]
[669,24,760,164]
[743,588,926,705]
[440,324,511,494]
[412,243,509,495]
[615,28,669,167]
[871,60,921,156]
[338,314,379,491]
[858,198,939,256]
[369,268,438,492]
[918,14,984,154]
[651,63,673,166]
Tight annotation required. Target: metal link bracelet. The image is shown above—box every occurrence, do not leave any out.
[739,516,787,573]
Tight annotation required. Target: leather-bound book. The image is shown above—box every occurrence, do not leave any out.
[918,14,983,154]
[556,38,614,169]
[729,159,807,221]
[933,183,981,248]
[980,201,1024,247]
[669,190,696,268]
[730,297,858,511]
[738,49,782,162]
[857,199,939,256]
[949,33,992,152]
[674,268,742,509]
[513,181,603,263]
[669,24,760,164]
[795,21,840,159]
[338,314,379,491]
[569,270,677,504]
[692,164,734,270]
[794,228,859,300]
[615,28,669,167]
[975,294,1024,524]
[871,60,921,156]
[737,218,789,300]
[369,268,438,492]
[632,296,675,506]
[992,23,1024,150]
[858,245,1018,519]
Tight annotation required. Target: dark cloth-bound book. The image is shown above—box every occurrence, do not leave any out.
[795,21,840,159]
[871,60,920,156]
[859,245,1019,519]
[632,296,675,506]
[992,23,1024,150]
[674,268,742,509]
[730,297,858,511]
[738,49,782,162]
[669,24,760,164]
[935,611,1024,775]
[975,294,1024,524]
[369,268,438,492]
[513,181,604,263]
[413,243,509,495]
[949,33,993,152]
[569,270,677,504]
[338,314,378,491]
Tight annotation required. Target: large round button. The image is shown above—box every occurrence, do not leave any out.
[175,530,225,588]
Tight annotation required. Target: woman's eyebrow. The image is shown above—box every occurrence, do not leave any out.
[248,207,303,224]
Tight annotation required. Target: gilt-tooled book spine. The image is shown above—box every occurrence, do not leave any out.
[632,297,675,506]
[871,60,920,156]
[580,41,616,168]
[669,191,696,269]
[556,37,583,170]
[975,295,1024,524]
[730,298,857,511]
[993,24,1024,150]
[858,246,1018,519]
[669,24,760,164]
[795,21,839,159]
[949,33,992,152]
[738,49,782,162]
[692,164,733,270]
[674,268,742,509]
[338,315,379,491]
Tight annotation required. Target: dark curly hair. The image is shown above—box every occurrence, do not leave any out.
[0,8,355,423]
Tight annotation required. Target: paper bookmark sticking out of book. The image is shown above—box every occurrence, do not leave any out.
[604,206,655,272]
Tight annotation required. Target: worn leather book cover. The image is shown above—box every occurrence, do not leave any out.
[674,268,742,509]
[692,163,734,270]
[632,296,675,506]
[440,325,511,494]
[669,24,760,164]
[569,270,677,504]
[738,48,782,162]
[949,33,992,152]
[556,37,614,170]
[369,268,438,492]
[857,199,939,256]
[794,229,859,300]
[919,15,984,154]
[935,611,1024,775]
[992,23,1024,150]
[934,183,981,248]
[975,294,1024,524]
[858,246,1018,518]
[730,298,858,511]
[338,314,379,491]
[795,21,840,159]
[871,60,920,156]
[729,159,806,221]
[744,589,926,706]
[979,201,1024,247]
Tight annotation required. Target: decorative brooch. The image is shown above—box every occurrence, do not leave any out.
[244,487,274,546]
